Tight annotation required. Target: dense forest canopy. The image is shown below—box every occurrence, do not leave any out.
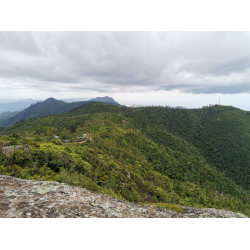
[59,102,250,189]
[1,102,250,216]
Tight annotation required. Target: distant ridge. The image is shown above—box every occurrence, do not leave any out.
[0,111,21,121]
[0,98,88,127]
[0,97,123,127]
[89,96,125,106]
[0,99,39,113]
[61,97,92,103]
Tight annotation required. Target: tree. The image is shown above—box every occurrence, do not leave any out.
[46,127,57,141]
[60,128,71,140]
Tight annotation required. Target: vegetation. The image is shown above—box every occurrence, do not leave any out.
[0,111,20,121]
[0,98,90,127]
[1,103,250,216]
[0,98,124,127]
[61,103,250,189]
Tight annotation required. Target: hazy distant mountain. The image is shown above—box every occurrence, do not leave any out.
[0,111,21,121]
[62,97,124,105]
[0,99,39,113]
[89,96,124,106]
[61,97,92,103]
[0,97,123,127]
[0,98,89,127]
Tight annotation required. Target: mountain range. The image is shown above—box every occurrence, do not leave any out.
[0,96,123,127]
[0,111,21,120]
[0,99,39,113]
[0,96,122,113]
[1,101,250,217]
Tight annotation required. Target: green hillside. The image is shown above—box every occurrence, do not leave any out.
[61,103,250,190]
[122,105,250,190]
[0,111,20,121]
[1,103,250,216]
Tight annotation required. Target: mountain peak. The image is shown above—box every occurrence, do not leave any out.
[43,97,65,104]
[89,96,121,105]
[44,97,57,102]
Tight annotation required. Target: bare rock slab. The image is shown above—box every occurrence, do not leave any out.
[0,175,248,218]
[2,145,29,156]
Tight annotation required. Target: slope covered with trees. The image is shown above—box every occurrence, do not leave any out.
[1,103,250,216]
[60,103,250,190]
[123,105,250,190]
[0,111,21,121]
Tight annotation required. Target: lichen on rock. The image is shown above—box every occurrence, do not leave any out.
[0,175,248,218]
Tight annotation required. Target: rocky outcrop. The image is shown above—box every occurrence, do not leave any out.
[1,145,29,156]
[0,175,248,218]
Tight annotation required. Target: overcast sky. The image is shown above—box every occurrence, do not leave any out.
[1,31,250,109]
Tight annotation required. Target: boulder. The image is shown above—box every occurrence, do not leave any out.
[1,145,30,156]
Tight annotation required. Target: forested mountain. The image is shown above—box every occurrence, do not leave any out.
[0,97,123,127]
[61,96,119,103]
[0,98,87,127]
[0,111,21,121]
[1,102,250,216]
[89,96,124,106]
[57,103,250,190]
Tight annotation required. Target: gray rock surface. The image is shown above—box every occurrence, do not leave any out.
[2,145,29,156]
[0,175,248,218]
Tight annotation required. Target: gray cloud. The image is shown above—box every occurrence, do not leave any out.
[1,31,250,94]
[163,83,250,94]
[0,32,42,55]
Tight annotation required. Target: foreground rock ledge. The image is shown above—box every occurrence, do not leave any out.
[0,175,247,218]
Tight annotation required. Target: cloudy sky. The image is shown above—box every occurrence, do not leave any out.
[1,31,250,109]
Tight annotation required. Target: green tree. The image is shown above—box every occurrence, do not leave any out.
[60,128,71,140]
